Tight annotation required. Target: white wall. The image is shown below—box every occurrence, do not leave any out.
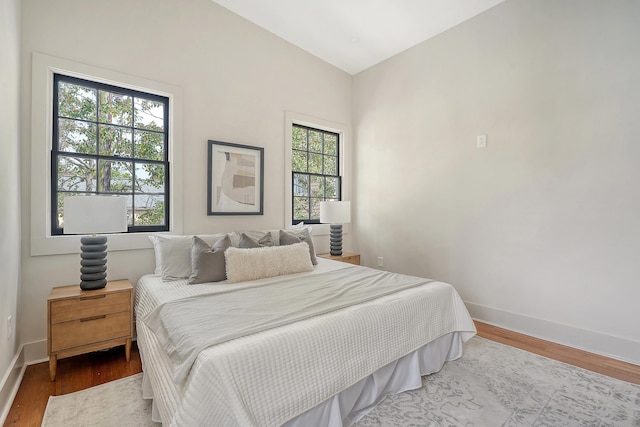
[0,0,22,417]
[19,0,351,350]
[353,0,640,363]
[17,0,639,369]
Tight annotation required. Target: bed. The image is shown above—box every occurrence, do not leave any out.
[136,230,476,426]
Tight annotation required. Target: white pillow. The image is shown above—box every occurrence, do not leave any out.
[149,235,165,275]
[149,233,228,281]
[225,242,314,283]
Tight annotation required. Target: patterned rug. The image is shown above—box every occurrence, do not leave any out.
[356,337,640,426]
[42,337,640,426]
[41,374,159,427]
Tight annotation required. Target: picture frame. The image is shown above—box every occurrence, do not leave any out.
[207,140,264,215]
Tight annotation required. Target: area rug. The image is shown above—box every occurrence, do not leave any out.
[355,337,640,426]
[41,337,640,426]
[41,373,159,427]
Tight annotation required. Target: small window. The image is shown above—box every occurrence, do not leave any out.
[291,124,341,223]
[51,74,170,235]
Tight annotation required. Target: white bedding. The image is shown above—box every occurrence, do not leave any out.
[135,259,476,426]
[143,265,439,384]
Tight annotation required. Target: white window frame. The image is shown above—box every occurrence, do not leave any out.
[284,111,351,236]
[30,53,183,256]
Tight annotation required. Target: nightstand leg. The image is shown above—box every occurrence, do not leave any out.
[49,355,57,381]
[125,338,131,362]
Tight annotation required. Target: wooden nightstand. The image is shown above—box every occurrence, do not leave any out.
[318,252,360,265]
[47,279,133,381]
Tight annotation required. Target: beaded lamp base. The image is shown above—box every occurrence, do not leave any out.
[80,235,108,290]
[329,224,343,256]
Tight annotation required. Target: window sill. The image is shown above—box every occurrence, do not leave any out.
[307,223,350,237]
[31,233,155,256]
[31,224,348,256]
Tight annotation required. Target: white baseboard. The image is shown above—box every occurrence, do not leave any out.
[24,339,48,365]
[0,345,26,426]
[0,339,50,425]
[466,301,640,366]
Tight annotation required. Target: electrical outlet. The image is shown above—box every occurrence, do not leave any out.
[7,315,12,339]
[377,257,384,268]
[477,134,488,148]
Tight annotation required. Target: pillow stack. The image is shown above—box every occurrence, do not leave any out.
[148,225,318,284]
[149,233,228,281]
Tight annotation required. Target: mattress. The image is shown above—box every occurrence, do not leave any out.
[135,259,476,426]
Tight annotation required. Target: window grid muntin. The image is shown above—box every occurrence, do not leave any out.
[51,74,170,235]
[291,124,341,224]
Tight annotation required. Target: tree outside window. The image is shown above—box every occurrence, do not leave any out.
[52,75,169,234]
[291,124,340,223]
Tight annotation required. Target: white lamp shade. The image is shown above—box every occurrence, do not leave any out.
[63,196,128,234]
[320,201,351,224]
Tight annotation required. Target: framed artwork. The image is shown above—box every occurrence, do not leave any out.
[207,140,264,215]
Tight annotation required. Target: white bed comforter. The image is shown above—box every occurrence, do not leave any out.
[135,260,476,426]
[144,266,438,383]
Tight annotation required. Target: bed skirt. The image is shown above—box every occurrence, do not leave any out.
[140,331,464,426]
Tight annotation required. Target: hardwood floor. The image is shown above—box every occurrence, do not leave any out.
[3,343,142,427]
[4,323,639,426]
[475,322,640,385]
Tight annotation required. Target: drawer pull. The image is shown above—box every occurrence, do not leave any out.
[80,315,106,322]
[80,294,106,301]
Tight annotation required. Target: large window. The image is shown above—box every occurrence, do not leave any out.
[51,74,169,235]
[291,124,341,224]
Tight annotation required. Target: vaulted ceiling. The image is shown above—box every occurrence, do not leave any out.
[211,0,506,74]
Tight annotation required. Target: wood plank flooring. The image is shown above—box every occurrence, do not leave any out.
[4,343,142,427]
[4,322,639,426]
[475,322,640,385]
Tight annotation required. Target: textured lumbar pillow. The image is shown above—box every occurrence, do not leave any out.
[189,235,231,284]
[225,242,314,283]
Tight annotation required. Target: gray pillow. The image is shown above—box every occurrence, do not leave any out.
[279,229,317,265]
[189,235,231,284]
[239,232,275,248]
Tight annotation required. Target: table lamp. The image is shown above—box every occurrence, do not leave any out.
[63,196,128,290]
[319,201,351,256]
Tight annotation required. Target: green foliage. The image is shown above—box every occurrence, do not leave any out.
[293,196,309,221]
[55,79,167,228]
[292,126,307,150]
[137,199,165,226]
[291,125,340,222]
[309,130,323,153]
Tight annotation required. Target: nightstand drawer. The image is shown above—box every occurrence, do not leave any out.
[50,292,130,323]
[50,311,131,352]
[339,254,360,265]
[318,252,361,265]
